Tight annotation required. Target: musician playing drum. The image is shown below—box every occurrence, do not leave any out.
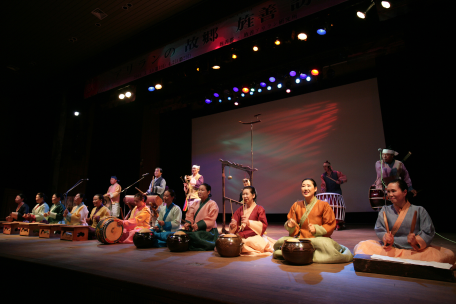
[117,192,151,244]
[320,161,347,194]
[373,149,417,197]
[355,179,455,264]
[183,165,204,208]
[86,194,111,239]
[104,176,122,218]
[6,193,29,222]
[146,167,166,197]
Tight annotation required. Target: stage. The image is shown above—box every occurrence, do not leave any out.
[1,224,455,303]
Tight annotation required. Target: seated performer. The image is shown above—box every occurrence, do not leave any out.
[183,165,204,209]
[117,192,151,244]
[229,186,276,256]
[105,176,122,218]
[273,178,353,263]
[182,183,219,251]
[23,193,49,223]
[43,193,65,224]
[354,179,455,264]
[373,148,417,197]
[63,193,89,225]
[86,194,111,239]
[6,193,29,222]
[320,161,347,194]
[151,189,183,247]
[146,167,166,197]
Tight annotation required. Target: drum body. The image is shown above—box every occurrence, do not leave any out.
[368,187,392,210]
[316,193,346,230]
[133,231,155,249]
[96,218,123,244]
[281,239,315,265]
[216,234,243,257]
[167,231,190,252]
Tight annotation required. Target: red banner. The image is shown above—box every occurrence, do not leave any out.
[84,0,347,98]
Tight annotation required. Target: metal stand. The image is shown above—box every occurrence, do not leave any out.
[63,179,86,210]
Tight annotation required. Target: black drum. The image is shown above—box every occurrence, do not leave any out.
[133,228,154,249]
[167,231,190,252]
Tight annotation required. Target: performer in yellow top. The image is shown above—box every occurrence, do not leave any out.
[183,165,204,209]
[86,194,111,239]
[117,192,151,244]
[105,176,122,218]
[63,193,89,225]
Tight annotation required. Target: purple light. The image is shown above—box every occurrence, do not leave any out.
[269,77,276,82]
[260,82,266,87]
[300,73,307,79]
[233,87,239,92]
[205,99,211,104]
[214,93,219,97]
[289,71,296,77]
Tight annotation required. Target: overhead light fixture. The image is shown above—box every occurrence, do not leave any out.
[234,101,239,106]
[258,88,262,93]
[300,73,307,79]
[233,87,239,92]
[196,67,200,71]
[148,86,155,92]
[295,78,301,84]
[260,82,266,87]
[275,38,281,45]
[74,112,80,116]
[311,69,319,76]
[241,93,245,97]
[253,46,259,51]
[317,28,326,35]
[297,33,307,41]
[242,87,249,93]
[232,54,237,59]
[155,84,162,90]
[125,91,132,98]
[277,83,283,89]
[205,98,212,104]
[381,1,390,8]
[267,86,272,91]
[269,77,276,82]
[212,65,220,69]
[119,94,125,99]
[214,93,219,97]
[289,71,297,77]
[357,1,375,19]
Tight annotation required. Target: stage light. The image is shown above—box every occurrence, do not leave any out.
[258,88,262,93]
[242,87,249,93]
[250,88,255,92]
[241,93,245,97]
[155,84,162,90]
[253,46,259,51]
[286,89,291,93]
[125,92,132,98]
[228,97,232,100]
[275,39,281,45]
[297,33,307,41]
[197,67,200,71]
[306,76,311,81]
[219,99,222,103]
[119,94,125,99]
[212,65,220,69]
[317,28,326,35]
[250,91,253,95]
[214,93,219,97]
[295,78,301,84]
[74,112,80,116]
[232,54,237,59]
[300,73,307,79]
[381,1,390,8]
[233,87,239,92]
[148,86,155,92]
[205,99,211,104]
[289,71,297,77]
[357,1,375,19]
[277,83,283,88]
[267,86,272,90]
[260,82,266,87]
[311,69,319,76]
[234,101,239,106]
[269,77,276,82]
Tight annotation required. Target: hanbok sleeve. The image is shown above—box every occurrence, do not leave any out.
[195,175,204,190]
[110,184,121,198]
[415,207,435,249]
[249,206,268,236]
[374,161,382,189]
[316,203,336,237]
[337,171,347,183]
[185,203,197,225]
[35,204,49,222]
[196,200,218,231]
[164,206,182,231]
[285,202,300,236]
[156,179,166,196]
[374,207,388,242]
[229,206,243,234]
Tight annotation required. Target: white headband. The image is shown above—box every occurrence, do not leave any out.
[192,165,200,169]
[382,149,398,156]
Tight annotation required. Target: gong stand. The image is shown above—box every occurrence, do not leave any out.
[220,159,258,233]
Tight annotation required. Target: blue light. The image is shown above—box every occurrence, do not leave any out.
[269,77,276,82]
[233,87,239,92]
[219,99,222,103]
[205,99,211,104]
[295,78,301,84]
[306,76,311,81]
[267,86,272,90]
[148,87,155,92]
[250,91,253,95]
[317,29,326,35]
[228,97,232,100]
[214,93,219,97]
[277,83,283,88]
[258,89,262,93]
[260,82,266,87]
[241,93,245,97]
[289,71,296,77]
[300,73,307,79]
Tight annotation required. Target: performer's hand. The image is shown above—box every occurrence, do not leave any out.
[241,215,249,227]
[407,233,420,251]
[123,197,127,203]
[6,216,12,222]
[63,209,69,217]
[383,232,394,249]
[154,226,160,231]
[287,218,298,228]
[158,220,165,226]
[183,223,191,230]
[229,219,237,229]
[192,223,198,231]
[411,189,418,197]
[308,223,316,234]
[86,218,92,225]
[95,216,100,222]
[335,180,341,184]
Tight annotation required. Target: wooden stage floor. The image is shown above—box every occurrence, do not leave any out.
[1,224,455,303]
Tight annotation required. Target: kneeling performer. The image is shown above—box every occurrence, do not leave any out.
[117,193,151,244]
[86,194,111,239]
[151,189,182,247]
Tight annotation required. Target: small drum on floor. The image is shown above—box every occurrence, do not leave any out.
[133,228,155,249]
[316,193,346,230]
[96,217,123,244]
[167,231,190,252]
[368,186,392,210]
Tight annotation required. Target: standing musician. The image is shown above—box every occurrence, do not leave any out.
[6,193,29,222]
[373,149,417,197]
[183,165,204,209]
[86,194,111,239]
[239,178,251,203]
[320,161,347,194]
[146,167,166,197]
[104,175,122,218]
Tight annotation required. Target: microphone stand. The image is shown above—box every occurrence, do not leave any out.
[63,179,86,210]
[121,175,148,219]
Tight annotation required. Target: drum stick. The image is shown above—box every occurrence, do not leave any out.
[135,187,146,195]
[326,176,339,183]
[383,212,390,233]
[410,211,417,234]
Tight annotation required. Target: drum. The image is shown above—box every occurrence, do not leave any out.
[216,234,243,257]
[96,218,123,244]
[368,186,392,210]
[316,193,346,230]
[167,231,190,252]
[133,228,155,249]
[281,239,315,265]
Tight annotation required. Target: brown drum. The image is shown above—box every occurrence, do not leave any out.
[368,186,392,210]
[281,239,315,265]
[216,234,243,257]
[96,218,123,244]
[167,231,190,252]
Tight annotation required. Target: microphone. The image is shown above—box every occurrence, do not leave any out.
[84,178,89,181]
[378,148,382,151]
[143,173,149,176]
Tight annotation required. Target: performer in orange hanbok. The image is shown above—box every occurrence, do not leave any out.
[117,192,151,244]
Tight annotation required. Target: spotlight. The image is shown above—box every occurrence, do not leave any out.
[258,88,262,93]
[317,28,326,35]
[214,93,219,97]
[242,87,249,93]
[197,67,200,71]
[125,91,132,98]
[260,82,266,87]
[253,46,259,51]
[285,81,291,93]
[306,76,311,81]
[277,83,283,88]
[232,54,237,59]
[269,77,276,82]
[295,78,301,84]
[228,97,232,100]
[219,99,222,103]
[275,39,281,45]
[381,1,390,8]
[267,86,272,90]
[297,33,307,41]
[205,99,211,104]
[155,84,162,89]
[300,73,307,79]
[74,111,80,116]
[250,91,253,95]
[286,89,291,93]
[234,101,239,106]
[119,94,125,99]
[212,65,221,69]
[148,86,155,92]
[311,69,319,76]
[357,1,375,19]
[250,88,255,92]
[241,93,245,97]
[233,87,239,92]
[289,71,297,77]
